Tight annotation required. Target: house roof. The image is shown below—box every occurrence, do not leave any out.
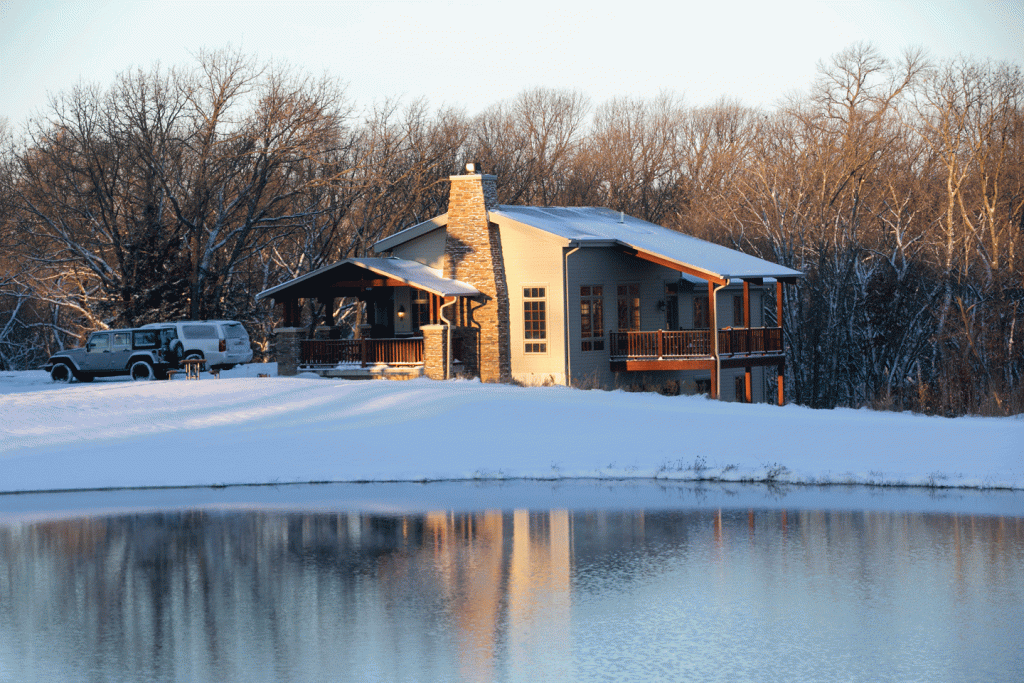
[374,206,803,284]
[256,257,480,301]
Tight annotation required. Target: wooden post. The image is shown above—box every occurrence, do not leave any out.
[708,281,718,399]
[776,281,785,406]
[657,329,664,359]
[743,281,751,327]
[745,367,752,403]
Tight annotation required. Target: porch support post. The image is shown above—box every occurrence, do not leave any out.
[708,280,718,400]
[745,367,752,403]
[421,325,447,380]
[776,280,785,406]
[743,281,751,327]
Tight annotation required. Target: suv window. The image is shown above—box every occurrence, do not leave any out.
[223,323,247,339]
[112,332,131,348]
[182,324,217,339]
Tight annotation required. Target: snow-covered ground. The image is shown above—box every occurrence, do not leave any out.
[1,364,1021,494]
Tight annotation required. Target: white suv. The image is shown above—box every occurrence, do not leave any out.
[141,320,253,371]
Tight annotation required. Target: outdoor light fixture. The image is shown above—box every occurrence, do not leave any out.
[465,162,480,174]
[397,305,406,319]
[657,300,666,311]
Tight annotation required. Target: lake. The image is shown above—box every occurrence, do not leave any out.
[1,481,1022,682]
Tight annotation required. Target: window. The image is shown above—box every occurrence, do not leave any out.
[133,330,160,349]
[733,295,745,327]
[665,283,679,331]
[617,284,640,330]
[88,333,109,351]
[580,285,604,351]
[112,332,130,348]
[693,295,710,329]
[411,289,431,328]
[183,324,217,339]
[523,287,547,353]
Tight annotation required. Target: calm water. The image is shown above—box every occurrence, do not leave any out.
[1,484,1022,682]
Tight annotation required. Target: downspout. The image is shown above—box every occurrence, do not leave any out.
[712,278,729,399]
[439,296,457,379]
[563,245,581,387]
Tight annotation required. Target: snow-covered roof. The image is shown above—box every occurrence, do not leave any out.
[256,257,479,300]
[374,206,802,283]
[493,206,803,282]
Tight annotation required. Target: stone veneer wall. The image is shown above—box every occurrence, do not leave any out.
[273,327,303,376]
[444,173,512,383]
[421,325,447,380]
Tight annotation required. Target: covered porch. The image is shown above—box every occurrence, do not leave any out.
[256,258,479,378]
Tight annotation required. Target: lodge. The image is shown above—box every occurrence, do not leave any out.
[257,165,803,403]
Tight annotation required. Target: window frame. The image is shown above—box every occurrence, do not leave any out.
[523,286,548,354]
[616,283,641,331]
[693,295,710,329]
[580,285,605,352]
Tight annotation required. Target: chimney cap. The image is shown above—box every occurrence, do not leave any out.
[464,162,482,174]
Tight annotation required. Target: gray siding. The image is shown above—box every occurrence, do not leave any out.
[390,229,446,270]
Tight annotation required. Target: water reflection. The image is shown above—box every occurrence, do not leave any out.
[1,507,1022,682]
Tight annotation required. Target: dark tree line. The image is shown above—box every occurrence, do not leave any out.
[2,44,1021,415]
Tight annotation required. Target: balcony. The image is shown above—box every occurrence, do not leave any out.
[609,327,783,372]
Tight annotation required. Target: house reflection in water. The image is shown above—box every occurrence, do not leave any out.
[0,505,1022,682]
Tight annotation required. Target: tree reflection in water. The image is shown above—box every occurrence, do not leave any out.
[1,508,1022,682]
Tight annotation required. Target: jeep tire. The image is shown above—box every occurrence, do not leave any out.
[130,360,155,381]
[50,363,73,383]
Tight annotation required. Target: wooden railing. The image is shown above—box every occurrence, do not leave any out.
[300,337,424,367]
[717,327,782,355]
[609,330,711,359]
[609,327,782,359]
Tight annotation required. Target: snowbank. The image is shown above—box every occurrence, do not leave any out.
[1,366,1021,493]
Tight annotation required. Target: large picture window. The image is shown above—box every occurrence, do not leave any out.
[617,284,640,331]
[580,285,604,351]
[524,287,547,353]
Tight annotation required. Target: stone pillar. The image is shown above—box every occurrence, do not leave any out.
[273,327,304,376]
[445,171,511,383]
[421,324,448,380]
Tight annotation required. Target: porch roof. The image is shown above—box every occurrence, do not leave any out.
[256,257,480,301]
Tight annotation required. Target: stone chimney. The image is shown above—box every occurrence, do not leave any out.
[444,164,511,383]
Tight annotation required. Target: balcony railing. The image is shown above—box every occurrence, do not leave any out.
[609,330,711,359]
[300,337,424,367]
[717,327,782,356]
[609,327,782,360]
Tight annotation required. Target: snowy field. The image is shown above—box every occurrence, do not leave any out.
[1,364,1021,494]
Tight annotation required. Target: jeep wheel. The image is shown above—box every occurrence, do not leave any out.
[130,360,155,381]
[50,363,73,383]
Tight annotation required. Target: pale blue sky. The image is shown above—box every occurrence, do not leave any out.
[1,0,1022,126]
